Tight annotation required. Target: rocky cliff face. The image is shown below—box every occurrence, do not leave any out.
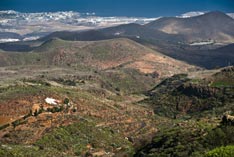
[177,83,219,98]
[143,66,234,118]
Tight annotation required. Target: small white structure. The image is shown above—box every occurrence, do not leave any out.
[190,41,214,46]
[136,36,140,39]
[45,97,58,105]
[114,32,121,36]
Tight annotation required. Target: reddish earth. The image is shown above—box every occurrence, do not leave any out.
[0,92,157,146]
[0,116,13,125]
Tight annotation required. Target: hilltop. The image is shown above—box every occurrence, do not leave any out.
[146,11,234,43]
[0,38,195,76]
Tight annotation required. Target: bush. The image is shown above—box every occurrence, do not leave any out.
[64,98,70,105]
[12,120,21,128]
[0,123,10,130]
[47,107,62,113]
[205,125,234,148]
[205,145,234,157]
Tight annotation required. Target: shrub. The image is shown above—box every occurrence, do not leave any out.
[0,123,10,130]
[64,98,70,105]
[205,145,234,157]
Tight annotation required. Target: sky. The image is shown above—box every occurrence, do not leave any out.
[0,0,234,17]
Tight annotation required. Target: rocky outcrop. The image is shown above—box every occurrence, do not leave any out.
[177,83,219,98]
[222,114,234,126]
[221,66,234,73]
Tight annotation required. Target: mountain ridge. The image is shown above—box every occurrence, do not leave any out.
[145,11,234,43]
[0,38,196,77]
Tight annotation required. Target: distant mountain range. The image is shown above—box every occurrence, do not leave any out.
[0,10,234,43]
[39,11,234,46]
[146,11,234,43]
[0,11,233,69]
[0,10,157,43]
